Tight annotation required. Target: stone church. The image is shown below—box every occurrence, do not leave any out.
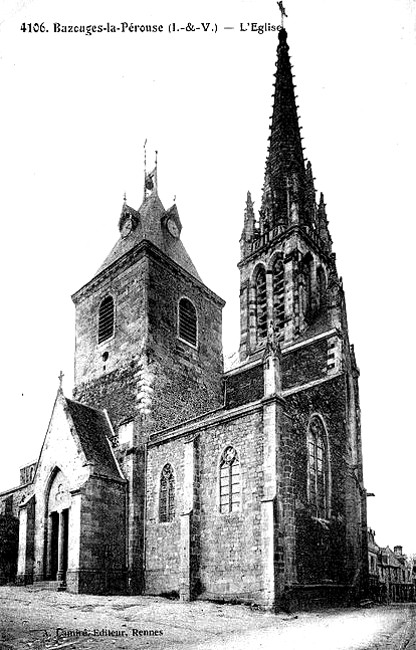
[0,28,368,609]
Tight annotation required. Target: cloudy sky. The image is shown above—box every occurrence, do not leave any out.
[0,0,415,554]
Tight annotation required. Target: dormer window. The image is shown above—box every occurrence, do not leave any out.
[178,298,197,347]
[98,296,114,343]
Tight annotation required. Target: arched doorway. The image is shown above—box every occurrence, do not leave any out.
[45,469,71,583]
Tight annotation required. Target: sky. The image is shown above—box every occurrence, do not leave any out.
[0,0,415,554]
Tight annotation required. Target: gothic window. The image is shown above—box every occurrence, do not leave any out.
[300,254,313,321]
[272,259,285,339]
[178,298,197,347]
[159,464,175,523]
[254,266,267,341]
[98,296,114,343]
[316,266,327,312]
[307,415,330,519]
[219,446,240,514]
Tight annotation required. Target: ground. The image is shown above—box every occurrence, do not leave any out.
[0,587,415,650]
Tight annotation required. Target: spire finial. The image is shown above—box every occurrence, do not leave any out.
[154,150,158,193]
[277,1,287,28]
[123,192,127,204]
[58,370,64,390]
[143,139,147,201]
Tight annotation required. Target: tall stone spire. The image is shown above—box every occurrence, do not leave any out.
[262,28,306,228]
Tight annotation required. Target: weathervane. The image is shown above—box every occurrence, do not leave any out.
[277,1,287,28]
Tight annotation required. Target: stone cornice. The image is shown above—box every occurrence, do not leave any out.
[72,239,225,307]
[148,392,286,447]
[238,224,333,268]
[282,371,344,397]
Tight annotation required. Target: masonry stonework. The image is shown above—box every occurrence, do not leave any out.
[1,25,367,608]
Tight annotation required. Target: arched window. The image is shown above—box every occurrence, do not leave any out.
[219,446,240,514]
[98,296,114,343]
[300,254,313,321]
[178,298,197,347]
[159,463,175,523]
[272,259,285,340]
[254,266,267,341]
[307,415,330,519]
[316,266,327,312]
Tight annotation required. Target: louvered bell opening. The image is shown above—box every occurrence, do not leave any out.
[256,271,268,339]
[273,262,285,338]
[179,298,197,346]
[98,296,114,343]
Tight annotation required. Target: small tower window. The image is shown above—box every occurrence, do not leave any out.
[178,298,197,347]
[254,266,267,340]
[307,415,330,519]
[98,296,114,343]
[219,446,240,514]
[159,463,175,523]
[272,259,285,340]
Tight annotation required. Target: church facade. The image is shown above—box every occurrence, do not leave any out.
[0,28,368,609]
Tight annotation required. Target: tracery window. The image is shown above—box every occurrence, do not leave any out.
[272,259,285,339]
[178,297,197,347]
[219,446,240,514]
[307,415,330,519]
[159,463,175,523]
[254,266,267,341]
[98,296,114,343]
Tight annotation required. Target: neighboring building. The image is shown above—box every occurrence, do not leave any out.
[368,528,379,585]
[0,462,35,584]
[0,27,367,609]
[367,529,415,603]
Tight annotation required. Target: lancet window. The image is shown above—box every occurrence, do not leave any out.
[307,415,330,519]
[159,464,175,523]
[219,446,240,514]
[254,266,267,341]
[272,259,285,340]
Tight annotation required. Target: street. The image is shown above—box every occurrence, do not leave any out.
[0,587,415,650]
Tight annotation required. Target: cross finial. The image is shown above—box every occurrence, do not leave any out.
[277,1,287,27]
[58,370,64,389]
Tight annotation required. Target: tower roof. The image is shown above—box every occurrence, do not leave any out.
[262,27,306,226]
[95,190,201,281]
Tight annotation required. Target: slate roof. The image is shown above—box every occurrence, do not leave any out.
[65,399,123,481]
[96,193,201,280]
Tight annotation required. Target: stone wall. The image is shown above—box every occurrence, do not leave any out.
[146,254,224,433]
[224,363,263,409]
[71,477,127,594]
[282,338,328,390]
[145,438,184,595]
[145,406,267,604]
[73,246,224,435]
[197,410,265,602]
[284,375,352,587]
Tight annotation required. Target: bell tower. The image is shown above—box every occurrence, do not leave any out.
[71,165,225,436]
[238,25,367,597]
[239,28,340,362]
